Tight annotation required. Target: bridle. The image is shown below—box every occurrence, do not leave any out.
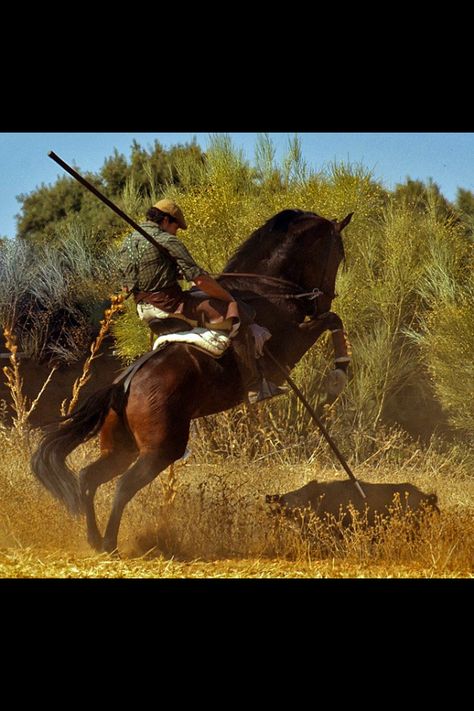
[218,227,340,318]
[218,272,336,319]
[218,225,342,318]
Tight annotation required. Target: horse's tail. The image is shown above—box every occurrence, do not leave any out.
[31,383,123,515]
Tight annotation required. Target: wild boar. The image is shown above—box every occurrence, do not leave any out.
[266,479,439,529]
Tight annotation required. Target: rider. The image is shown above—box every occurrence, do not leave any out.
[118,198,286,404]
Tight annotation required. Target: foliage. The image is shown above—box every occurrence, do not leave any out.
[110,295,151,364]
[16,139,205,245]
[416,297,474,436]
[392,177,456,222]
[0,224,119,362]
[455,187,474,240]
[407,261,474,437]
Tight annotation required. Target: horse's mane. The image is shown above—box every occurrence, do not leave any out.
[219,208,328,299]
[224,209,307,274]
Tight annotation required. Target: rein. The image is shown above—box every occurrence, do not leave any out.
[217,272,334,301]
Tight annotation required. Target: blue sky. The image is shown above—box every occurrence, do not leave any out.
[0,132,473,238]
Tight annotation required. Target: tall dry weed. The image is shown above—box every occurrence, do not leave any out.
[2,328,57,447]
[62,293,125,415]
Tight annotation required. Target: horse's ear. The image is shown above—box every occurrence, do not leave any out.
[337,212,354,231]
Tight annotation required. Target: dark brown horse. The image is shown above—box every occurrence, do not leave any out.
[31,209,353,553]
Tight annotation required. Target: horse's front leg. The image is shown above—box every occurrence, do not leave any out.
[299,313,351,400]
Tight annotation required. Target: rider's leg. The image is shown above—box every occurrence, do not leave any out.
[232,327,287,405]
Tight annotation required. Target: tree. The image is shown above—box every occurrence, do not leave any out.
[16,140,206,246]
[392,177,456,222]
[16,175,86,243]
[100,149,129,195]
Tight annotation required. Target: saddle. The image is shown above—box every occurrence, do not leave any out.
[147,317,191,337]
[114,325,232,394]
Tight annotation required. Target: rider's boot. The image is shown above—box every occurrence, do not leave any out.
[232,328,287,404]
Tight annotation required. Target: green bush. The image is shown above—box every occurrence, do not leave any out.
[0,224,118,362]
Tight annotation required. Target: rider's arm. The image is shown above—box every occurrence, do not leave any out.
[194,274,236,303]
[151,230,236,304]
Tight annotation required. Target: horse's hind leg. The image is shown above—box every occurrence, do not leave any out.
[102,420,190,554]
[79,410,136,551]
[79,449,136,551]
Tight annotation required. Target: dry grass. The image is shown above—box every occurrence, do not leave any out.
[2,328,58,437]
[62,292,125,415]
[1,432,473,578]
[1,549,468,579]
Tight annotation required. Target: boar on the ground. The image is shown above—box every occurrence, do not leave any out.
[266,479,439,529]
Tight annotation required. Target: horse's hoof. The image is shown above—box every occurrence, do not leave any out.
[102,541,121,558]
[87,534,103,552]
[324,368,347,398]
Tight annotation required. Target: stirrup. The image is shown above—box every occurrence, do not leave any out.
[247,378,289,405]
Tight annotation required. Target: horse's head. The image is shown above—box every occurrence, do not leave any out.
[288,211,353,316]
[274,211,354,315]
[224,208,353,316]
[312,212,354,315]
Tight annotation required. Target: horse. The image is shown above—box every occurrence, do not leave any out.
[31,208,353,554]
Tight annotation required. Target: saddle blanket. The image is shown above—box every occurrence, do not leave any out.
[153,327,231,358]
